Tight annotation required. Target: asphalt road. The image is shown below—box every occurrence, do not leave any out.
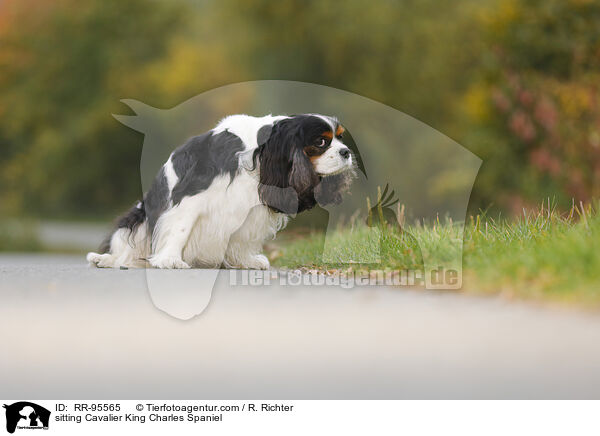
[2,254,600,399]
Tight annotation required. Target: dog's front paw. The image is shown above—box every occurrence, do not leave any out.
[149,254,190,269]
[244,254,270,270]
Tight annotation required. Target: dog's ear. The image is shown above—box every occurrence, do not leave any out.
[256,184,300,215]
[289,147,319,213]
[314,170,354,206]
[255,120,311,214]
[289,148,318,197]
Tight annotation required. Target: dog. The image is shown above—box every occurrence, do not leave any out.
[87,114,355,269]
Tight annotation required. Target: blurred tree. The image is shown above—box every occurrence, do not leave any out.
[0,0,244,218]
[0,0,489,219]
[217,0,485,132]
[3,0,598,219]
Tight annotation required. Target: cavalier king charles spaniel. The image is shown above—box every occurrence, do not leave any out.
[87,114,355,269]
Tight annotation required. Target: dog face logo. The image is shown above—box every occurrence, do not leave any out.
[3,402,50,434]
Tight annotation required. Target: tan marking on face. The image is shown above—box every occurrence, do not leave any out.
[309,154,327,168]
[322,131,333,139]
[336,125,345,136]
[304,144,327,156]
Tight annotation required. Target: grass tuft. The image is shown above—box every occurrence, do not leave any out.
[271,200,600,306]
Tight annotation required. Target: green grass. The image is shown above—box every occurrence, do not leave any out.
[462,202,600,305]
[270,201,600,307]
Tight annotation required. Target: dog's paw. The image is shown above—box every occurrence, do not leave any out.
[149,254,191,269]
[87,252,115,268]
[243,254,270,270]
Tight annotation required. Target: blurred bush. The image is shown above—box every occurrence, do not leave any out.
[0,0,599,219]
[461,0,600,213]
[0,0,244,219]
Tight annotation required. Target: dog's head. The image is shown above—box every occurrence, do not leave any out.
[253,114,355,214]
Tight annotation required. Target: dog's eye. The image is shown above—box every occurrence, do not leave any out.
[317,138,327,147]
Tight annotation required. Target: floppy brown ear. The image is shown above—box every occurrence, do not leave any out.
[257,184,299,215]
[289,148,319,199]
[314,171,354,206]
[255,120,319,214]
[254,121,296,213]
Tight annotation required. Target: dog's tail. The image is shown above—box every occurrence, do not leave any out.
[98,201,146,253]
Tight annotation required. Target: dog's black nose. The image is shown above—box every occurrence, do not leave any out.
[339,148,350,159]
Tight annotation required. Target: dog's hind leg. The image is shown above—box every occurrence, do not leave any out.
[88,200,150,268]
[86,252,117,268]
[87,223,150,268]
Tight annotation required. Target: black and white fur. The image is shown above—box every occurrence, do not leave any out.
[87,114,354,269]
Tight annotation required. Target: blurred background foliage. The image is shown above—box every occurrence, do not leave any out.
[1,0,600,221]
